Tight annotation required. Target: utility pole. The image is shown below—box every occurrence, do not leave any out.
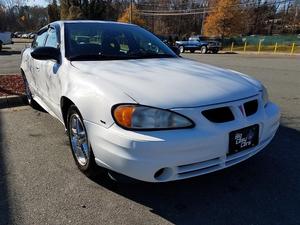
[130,0,133,23]
[152,1,155,33]
[201,1,208,35]
[293,0,299,32]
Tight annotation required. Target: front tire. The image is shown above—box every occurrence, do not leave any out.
[179,46,185,53]
[67,105,98,177]
[22,72,38,108]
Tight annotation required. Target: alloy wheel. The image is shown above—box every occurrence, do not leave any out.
[69,114,90,166]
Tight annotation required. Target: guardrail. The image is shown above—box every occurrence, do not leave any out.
[224,42,299,55]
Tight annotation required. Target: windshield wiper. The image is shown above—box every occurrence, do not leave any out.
[127,51,175,59]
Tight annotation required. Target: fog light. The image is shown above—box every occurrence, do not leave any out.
[154,167,173,181]
[154,169,165,179]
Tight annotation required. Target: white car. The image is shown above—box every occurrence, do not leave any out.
[21,33,29,38]
[20,21,280,182]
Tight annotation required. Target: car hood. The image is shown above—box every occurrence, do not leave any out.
[71,58,261,108]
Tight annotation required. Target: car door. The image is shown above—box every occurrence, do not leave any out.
[41,26,62,117]
[187,39,198,50]
[30,29,48,97]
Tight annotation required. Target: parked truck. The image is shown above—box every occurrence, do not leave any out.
[176,36,222,54]
[0,32,13,51]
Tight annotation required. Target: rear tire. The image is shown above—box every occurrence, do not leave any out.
[0,42,2,51]
[190,49,195,53]
[200,45,208,54]
[67,105,100,178]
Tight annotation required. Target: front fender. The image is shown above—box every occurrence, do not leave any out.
[61,66,136,129]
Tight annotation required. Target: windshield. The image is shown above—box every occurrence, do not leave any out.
[64,22,177,61]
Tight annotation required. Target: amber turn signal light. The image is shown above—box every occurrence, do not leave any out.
[113,105,135,128]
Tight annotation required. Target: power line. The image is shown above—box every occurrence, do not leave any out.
[136,0,293,7]
[136,0,295,16]
[138,0,293,11]
[138,12,205,15]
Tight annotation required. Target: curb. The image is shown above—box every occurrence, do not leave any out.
[0,95,27,109]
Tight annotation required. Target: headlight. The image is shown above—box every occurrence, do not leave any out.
[261,84,269,106]
[112,104,194,130]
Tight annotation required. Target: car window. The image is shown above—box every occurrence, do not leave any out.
[32,30,48,48]
[45,28,58,48]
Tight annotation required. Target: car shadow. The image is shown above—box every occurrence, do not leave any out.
[0,50,21,56]
[91,125,300,225]
[208,52,238,54]
[0,111,11,224]
[184,52,238,55]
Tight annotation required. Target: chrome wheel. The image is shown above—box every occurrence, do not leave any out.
[69,114,90,166]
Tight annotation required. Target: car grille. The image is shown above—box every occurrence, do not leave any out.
[244,100,258,116]
[202,99,259,123]
[202,107,234,123]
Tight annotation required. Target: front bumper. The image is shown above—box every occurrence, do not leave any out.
[84,97,280,182]
[207,46,221,51]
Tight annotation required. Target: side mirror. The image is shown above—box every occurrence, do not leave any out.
[31,47,60,61]
[170,46,180,56]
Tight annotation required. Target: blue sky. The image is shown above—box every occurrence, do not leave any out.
[26,0,49,7]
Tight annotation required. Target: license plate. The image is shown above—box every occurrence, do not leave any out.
[228,124,259,155]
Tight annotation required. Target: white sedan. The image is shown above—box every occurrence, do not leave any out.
[21,21,280,182]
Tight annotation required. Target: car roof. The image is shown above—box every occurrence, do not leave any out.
[36,20,137,35]
[56,20,136,26]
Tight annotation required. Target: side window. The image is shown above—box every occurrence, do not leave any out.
[45,28,58,48]
[115,33,129,53]
[32,31,47,48]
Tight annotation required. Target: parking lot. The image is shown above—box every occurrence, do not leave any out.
[0,46,300,224]
[0,42,29,75]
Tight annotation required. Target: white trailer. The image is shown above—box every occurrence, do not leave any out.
[0,32,13,51]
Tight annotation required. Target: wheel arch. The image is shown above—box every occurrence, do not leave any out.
[60,96,75,128]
